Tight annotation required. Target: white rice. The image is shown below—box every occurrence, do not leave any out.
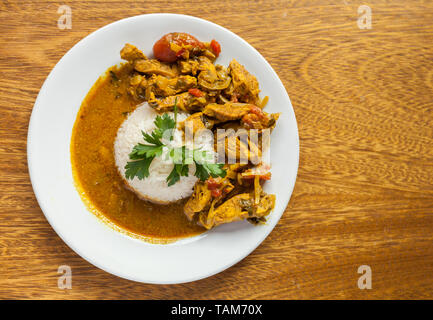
[114,102,214,204]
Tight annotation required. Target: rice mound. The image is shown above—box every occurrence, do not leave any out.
[114,102,213,204]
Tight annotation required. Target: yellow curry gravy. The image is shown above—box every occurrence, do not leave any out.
[71,64,205,243]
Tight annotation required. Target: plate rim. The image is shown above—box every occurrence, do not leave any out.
[27,13,300,284]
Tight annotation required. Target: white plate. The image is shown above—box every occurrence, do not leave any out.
[27,14,299,284]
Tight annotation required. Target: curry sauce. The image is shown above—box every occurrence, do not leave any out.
[71,64,205,241]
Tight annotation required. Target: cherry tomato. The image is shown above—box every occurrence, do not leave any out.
[249,105,266,119]
[153,32,204,62]
[210,39,221,57]
[188,88,204,97]
[260,173,271,180]
[207,178,223,197]
[211,188,222,198]
[207,178,221,189]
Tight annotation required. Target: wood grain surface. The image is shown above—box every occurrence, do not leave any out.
[1,0,433,300]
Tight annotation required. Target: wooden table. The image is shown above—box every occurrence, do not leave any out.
[1,0,432,300]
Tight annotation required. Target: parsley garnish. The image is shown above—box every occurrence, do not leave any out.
[124,157,154,180]
[195,162,227,181]
[125,100,226,186]
[192,148,226,181]
[153,113,175,139]
[164,146,226,185]
[166,163,189,186]
[124,119,172,181]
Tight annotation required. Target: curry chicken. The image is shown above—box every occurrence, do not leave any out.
[71,32,279,241]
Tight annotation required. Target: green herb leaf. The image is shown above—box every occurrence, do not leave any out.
[125,113,176,181]
[125,104,226,185]
[174,97,178,127]
[129,143,163,159]
[125,156,154,180]
[166,163,189,186]
[194,162,226,181]
[153,113,175,139]
[194,163,210,181]
[206,163,227,178]
[142,130,163,146]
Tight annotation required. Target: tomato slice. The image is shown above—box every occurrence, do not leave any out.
[211,188,222,198]
[249,105,266,119]
[207,178,223,198]
[207,178,221,189]
[153,32,204,62]
[210,39,221,57]
[188,88,204,97]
